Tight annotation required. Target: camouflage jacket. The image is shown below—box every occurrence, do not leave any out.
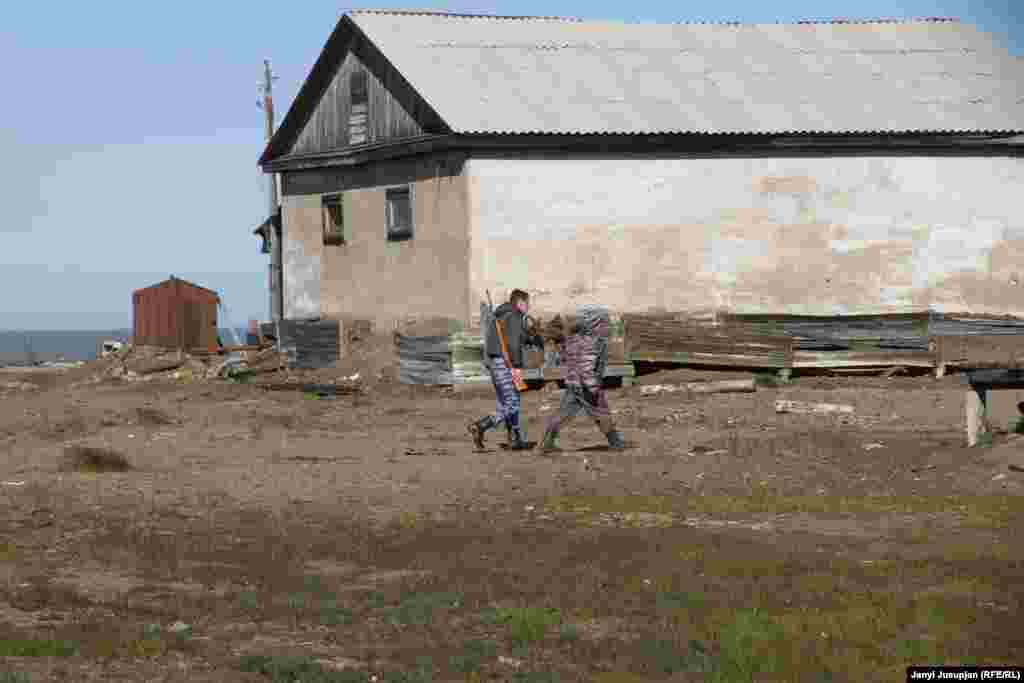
[558,333,608,389]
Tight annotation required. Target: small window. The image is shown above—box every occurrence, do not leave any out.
[350,71,368,105]
[349,71,369,145]
[386,187,413,241]
[322,194,345,246]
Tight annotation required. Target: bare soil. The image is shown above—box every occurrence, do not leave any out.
[0,346,1022,681]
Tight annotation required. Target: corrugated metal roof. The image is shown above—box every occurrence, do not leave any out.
[348,11,1024,135]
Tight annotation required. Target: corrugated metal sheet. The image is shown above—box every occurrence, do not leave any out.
[349,11,1024,135]
[132,277,219,351]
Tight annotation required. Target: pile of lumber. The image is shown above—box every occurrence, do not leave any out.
[624,312,793,369]
[728,313,931,352]
[396,308,633,386]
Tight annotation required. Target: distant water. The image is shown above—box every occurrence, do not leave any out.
[0,328,246,366]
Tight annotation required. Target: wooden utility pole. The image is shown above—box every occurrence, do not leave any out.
[259,59,282,322]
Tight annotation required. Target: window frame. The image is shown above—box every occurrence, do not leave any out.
[321,193,346,246]
[348,71,369,146]
[384,185,414,242]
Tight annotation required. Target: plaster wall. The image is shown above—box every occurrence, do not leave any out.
[466,156,1024,319]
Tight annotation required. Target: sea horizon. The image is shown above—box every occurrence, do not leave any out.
[0,327,249,364]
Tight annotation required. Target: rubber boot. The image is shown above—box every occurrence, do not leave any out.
[539,429,561,454]
[467,416,496,450]
[506,428,531,451]
[605,429,627,450]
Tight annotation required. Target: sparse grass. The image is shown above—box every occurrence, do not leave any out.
[1009,416,1024,434]
[318,599,354,626]
[384,591,462,626]
[480,606,562,646]
[125,636,166,658]
[714,608,786,680]
[543,493,1022,526]
[239,655,433,683]
[286,592,309,610]
[239,655,368,682]
[383,658,433,683]
[226,368,256,384]
[0,673,31,683]
[267,577,356,626]
[449,639,497,674]
[753,372,790,387]
[0,639,77,657]
[639,639,714,675]
[511,672,560,683]
[239,590,260,611]
[656,591,706,610]
[366,591,387,609]
[60,445,132,473]
[558,623,580,642]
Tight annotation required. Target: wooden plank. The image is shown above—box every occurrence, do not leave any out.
[966,388,988,447]
[623,312,794,369]
[775,400,854,415]
[792,350,935,368]
[628,351,789,369]
[726,312,931,351]
[640,379,756,395]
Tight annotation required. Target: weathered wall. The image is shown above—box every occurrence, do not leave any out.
[466,156,1024,319]
[281,155,471,331]
[289,45,426,156]
[281,195,323,319]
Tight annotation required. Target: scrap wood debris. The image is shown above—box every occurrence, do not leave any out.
[640,379,756,395]
[774,399,854,415]
[72,342,289,386]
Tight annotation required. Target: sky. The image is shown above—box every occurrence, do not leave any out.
[1,1,1021,331]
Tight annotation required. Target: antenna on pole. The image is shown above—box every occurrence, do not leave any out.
[259,59,283,324]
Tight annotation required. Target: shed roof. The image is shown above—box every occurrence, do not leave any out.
[134,276,220,300]
[340,11,1023,136]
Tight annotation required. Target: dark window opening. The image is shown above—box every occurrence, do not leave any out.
[349,71,369,145]
[322,194,345,246]
[386,187,413,241]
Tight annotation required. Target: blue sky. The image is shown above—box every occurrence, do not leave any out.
[1,1,1021,331]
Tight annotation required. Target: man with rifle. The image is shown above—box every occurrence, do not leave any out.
[468,289,543,451]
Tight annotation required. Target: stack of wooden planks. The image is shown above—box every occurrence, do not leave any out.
[396,310,634,386]
[623,312,794,369]
[732,312,934,369]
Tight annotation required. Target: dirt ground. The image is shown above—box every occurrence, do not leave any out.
[1,342,1023,682]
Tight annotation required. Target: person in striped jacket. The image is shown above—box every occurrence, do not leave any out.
[539,305,627,453]
[467,289,543,451]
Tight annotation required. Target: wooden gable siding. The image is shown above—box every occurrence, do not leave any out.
[289,46,425,157]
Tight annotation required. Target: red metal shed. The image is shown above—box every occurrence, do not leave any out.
[132,276,220,351]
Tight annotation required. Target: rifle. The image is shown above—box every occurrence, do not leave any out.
[486,290,528,392]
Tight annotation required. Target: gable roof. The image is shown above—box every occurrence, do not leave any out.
[134,276,220,301]
[262,11,1024,164]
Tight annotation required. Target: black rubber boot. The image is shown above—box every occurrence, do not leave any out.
[606,430,627,450]
[468,416,496,450]
[506,429,532,451]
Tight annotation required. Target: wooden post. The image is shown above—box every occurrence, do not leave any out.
[260,59,282,323]
[966,386,988,447]
[934,362,947,379]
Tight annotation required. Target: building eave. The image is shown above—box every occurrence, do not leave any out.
[261,131,1024,172]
